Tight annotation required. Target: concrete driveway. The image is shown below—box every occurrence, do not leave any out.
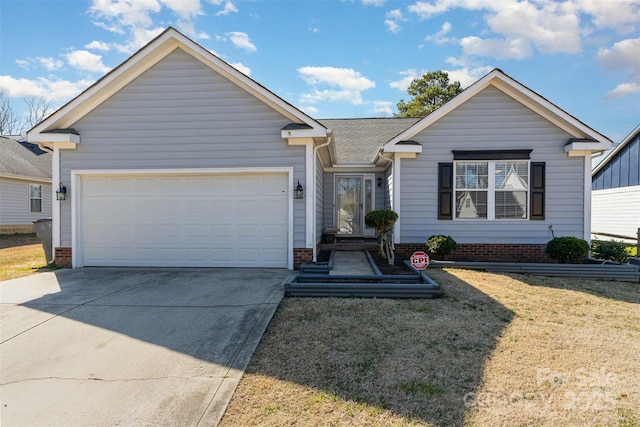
[0,267,291,426]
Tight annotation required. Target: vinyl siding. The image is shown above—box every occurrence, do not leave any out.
[593,133,639,190]
[59,48,306,247]
[0,178,52,225]
[592,186,640,239]
[398,85,585,245]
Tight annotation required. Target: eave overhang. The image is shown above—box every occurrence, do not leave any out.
[564,138,612,157]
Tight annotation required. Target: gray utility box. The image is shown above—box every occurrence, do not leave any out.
[33,218,53,264]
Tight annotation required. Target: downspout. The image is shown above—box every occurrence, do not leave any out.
[312,132,333,262]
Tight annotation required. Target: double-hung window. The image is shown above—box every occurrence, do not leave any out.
[438,151,545,221]
[29,184,43,213]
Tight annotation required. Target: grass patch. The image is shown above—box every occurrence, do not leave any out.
[0,234,53,281]
[220,269,640,426]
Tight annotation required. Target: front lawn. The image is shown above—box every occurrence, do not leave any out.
[0,234,51,281]
[220,268,640,426]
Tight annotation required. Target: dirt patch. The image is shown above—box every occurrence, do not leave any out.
[220,269,640,426]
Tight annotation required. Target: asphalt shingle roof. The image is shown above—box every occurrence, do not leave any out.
[0,136,52,181]
[318,117,422,164]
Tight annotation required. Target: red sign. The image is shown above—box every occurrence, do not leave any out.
[410,251,430,270]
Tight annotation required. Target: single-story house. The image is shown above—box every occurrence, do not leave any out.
[0,136,52,234]
[27,27,612,269]
[592,124,640,242]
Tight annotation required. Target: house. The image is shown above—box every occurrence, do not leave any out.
[591,124,640,242]
[27,27,612,269]
[0,136,52,234]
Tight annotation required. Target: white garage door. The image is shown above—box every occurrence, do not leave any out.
[80,173,289,267]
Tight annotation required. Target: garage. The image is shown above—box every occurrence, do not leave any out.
[79,172,290,267]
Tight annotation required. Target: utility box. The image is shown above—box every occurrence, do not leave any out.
[33,218,53,264]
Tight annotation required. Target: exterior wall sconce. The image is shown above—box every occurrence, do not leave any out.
[377,177,383,187]
[294,181,304,199]
[56,183,68,201]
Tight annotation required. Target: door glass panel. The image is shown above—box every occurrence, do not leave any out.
[336,177,362,235]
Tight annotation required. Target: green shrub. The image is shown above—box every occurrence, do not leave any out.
[425,235,457,260]
[545,236,589,263]
[591,239,630,263]
[364,209,398,234]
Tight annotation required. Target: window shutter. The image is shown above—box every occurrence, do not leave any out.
[438,162,453,220]
[530,162,545,220]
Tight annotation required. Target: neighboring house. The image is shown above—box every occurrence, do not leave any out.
[591,124,640,242]
[0,136,52,233]
[27,28,612,269]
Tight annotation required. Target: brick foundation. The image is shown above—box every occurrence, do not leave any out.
[54,247,72,268]
[395,243,552,263]
[293,248,313,270]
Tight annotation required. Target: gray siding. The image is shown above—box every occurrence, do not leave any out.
[399,86,585,244]
[0,178,52,225]
[59,48,306,247]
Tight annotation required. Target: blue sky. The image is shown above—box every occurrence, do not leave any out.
[1,0,638,141]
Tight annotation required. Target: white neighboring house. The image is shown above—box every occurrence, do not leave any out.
[592,124,640,243]
[0,136,52,233]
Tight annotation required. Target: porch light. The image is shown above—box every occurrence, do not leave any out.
[294,181,304,199]
[56,183,67,201]
[377,177,383,187]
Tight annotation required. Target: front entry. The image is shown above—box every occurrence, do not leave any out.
[335,174,375,237]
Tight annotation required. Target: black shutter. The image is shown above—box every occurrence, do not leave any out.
[530,162,545,220]
[438,162,453,220]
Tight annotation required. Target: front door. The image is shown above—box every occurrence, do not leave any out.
[335,175,375,237]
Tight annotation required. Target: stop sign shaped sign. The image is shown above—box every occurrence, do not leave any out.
[410,251,430,270]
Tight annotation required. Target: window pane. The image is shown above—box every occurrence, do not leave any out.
[495,191,527,219]
[456,191,487,218]
[456,162,488,189]
[30,199,42,213]
[30,184,42,198]
[495,161,528,189]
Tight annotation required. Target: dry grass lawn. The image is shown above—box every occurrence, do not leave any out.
[0,234,51,281]
[221,268,640,426]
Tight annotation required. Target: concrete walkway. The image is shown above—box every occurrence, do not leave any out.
[0,267,291,426]
[329,251,375,275]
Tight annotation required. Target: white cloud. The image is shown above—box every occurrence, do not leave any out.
[371,100,393,116]
[90,0,161,29]
[461,36,534,59]
[85,40,111,51]
[409,0,585,59]
[597,38,640,80]
[425,21,452,45]
[64,50,111,73]
[160,0,202,20]
[385,9,405,33]
[0,75,93,102]
[445,66,493,87]
[363,0,386,6]
[38,57,64,71]
[15,59,30,70]
[298,66,375,105]
[605,82,640,99]
[576,0,640,33]
[226,32,257,53]
[215,1,238,16]
[389,69,419,91]
[230,62,251,76]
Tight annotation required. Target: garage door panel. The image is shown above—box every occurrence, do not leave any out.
[81,173,289,267]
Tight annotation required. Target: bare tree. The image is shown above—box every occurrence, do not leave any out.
[0,91,22,135]
[24,96,53,130]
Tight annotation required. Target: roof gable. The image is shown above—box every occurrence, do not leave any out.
[383,69,612,154]
[28,27,325,143]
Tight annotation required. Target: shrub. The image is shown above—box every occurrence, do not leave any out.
[365,209,398,265]
[545,236,589,263]
[425,235,457,260]
[591,239,630,263]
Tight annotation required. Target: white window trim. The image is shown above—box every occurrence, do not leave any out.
[29,183,43,213]
[453,159,530,221]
